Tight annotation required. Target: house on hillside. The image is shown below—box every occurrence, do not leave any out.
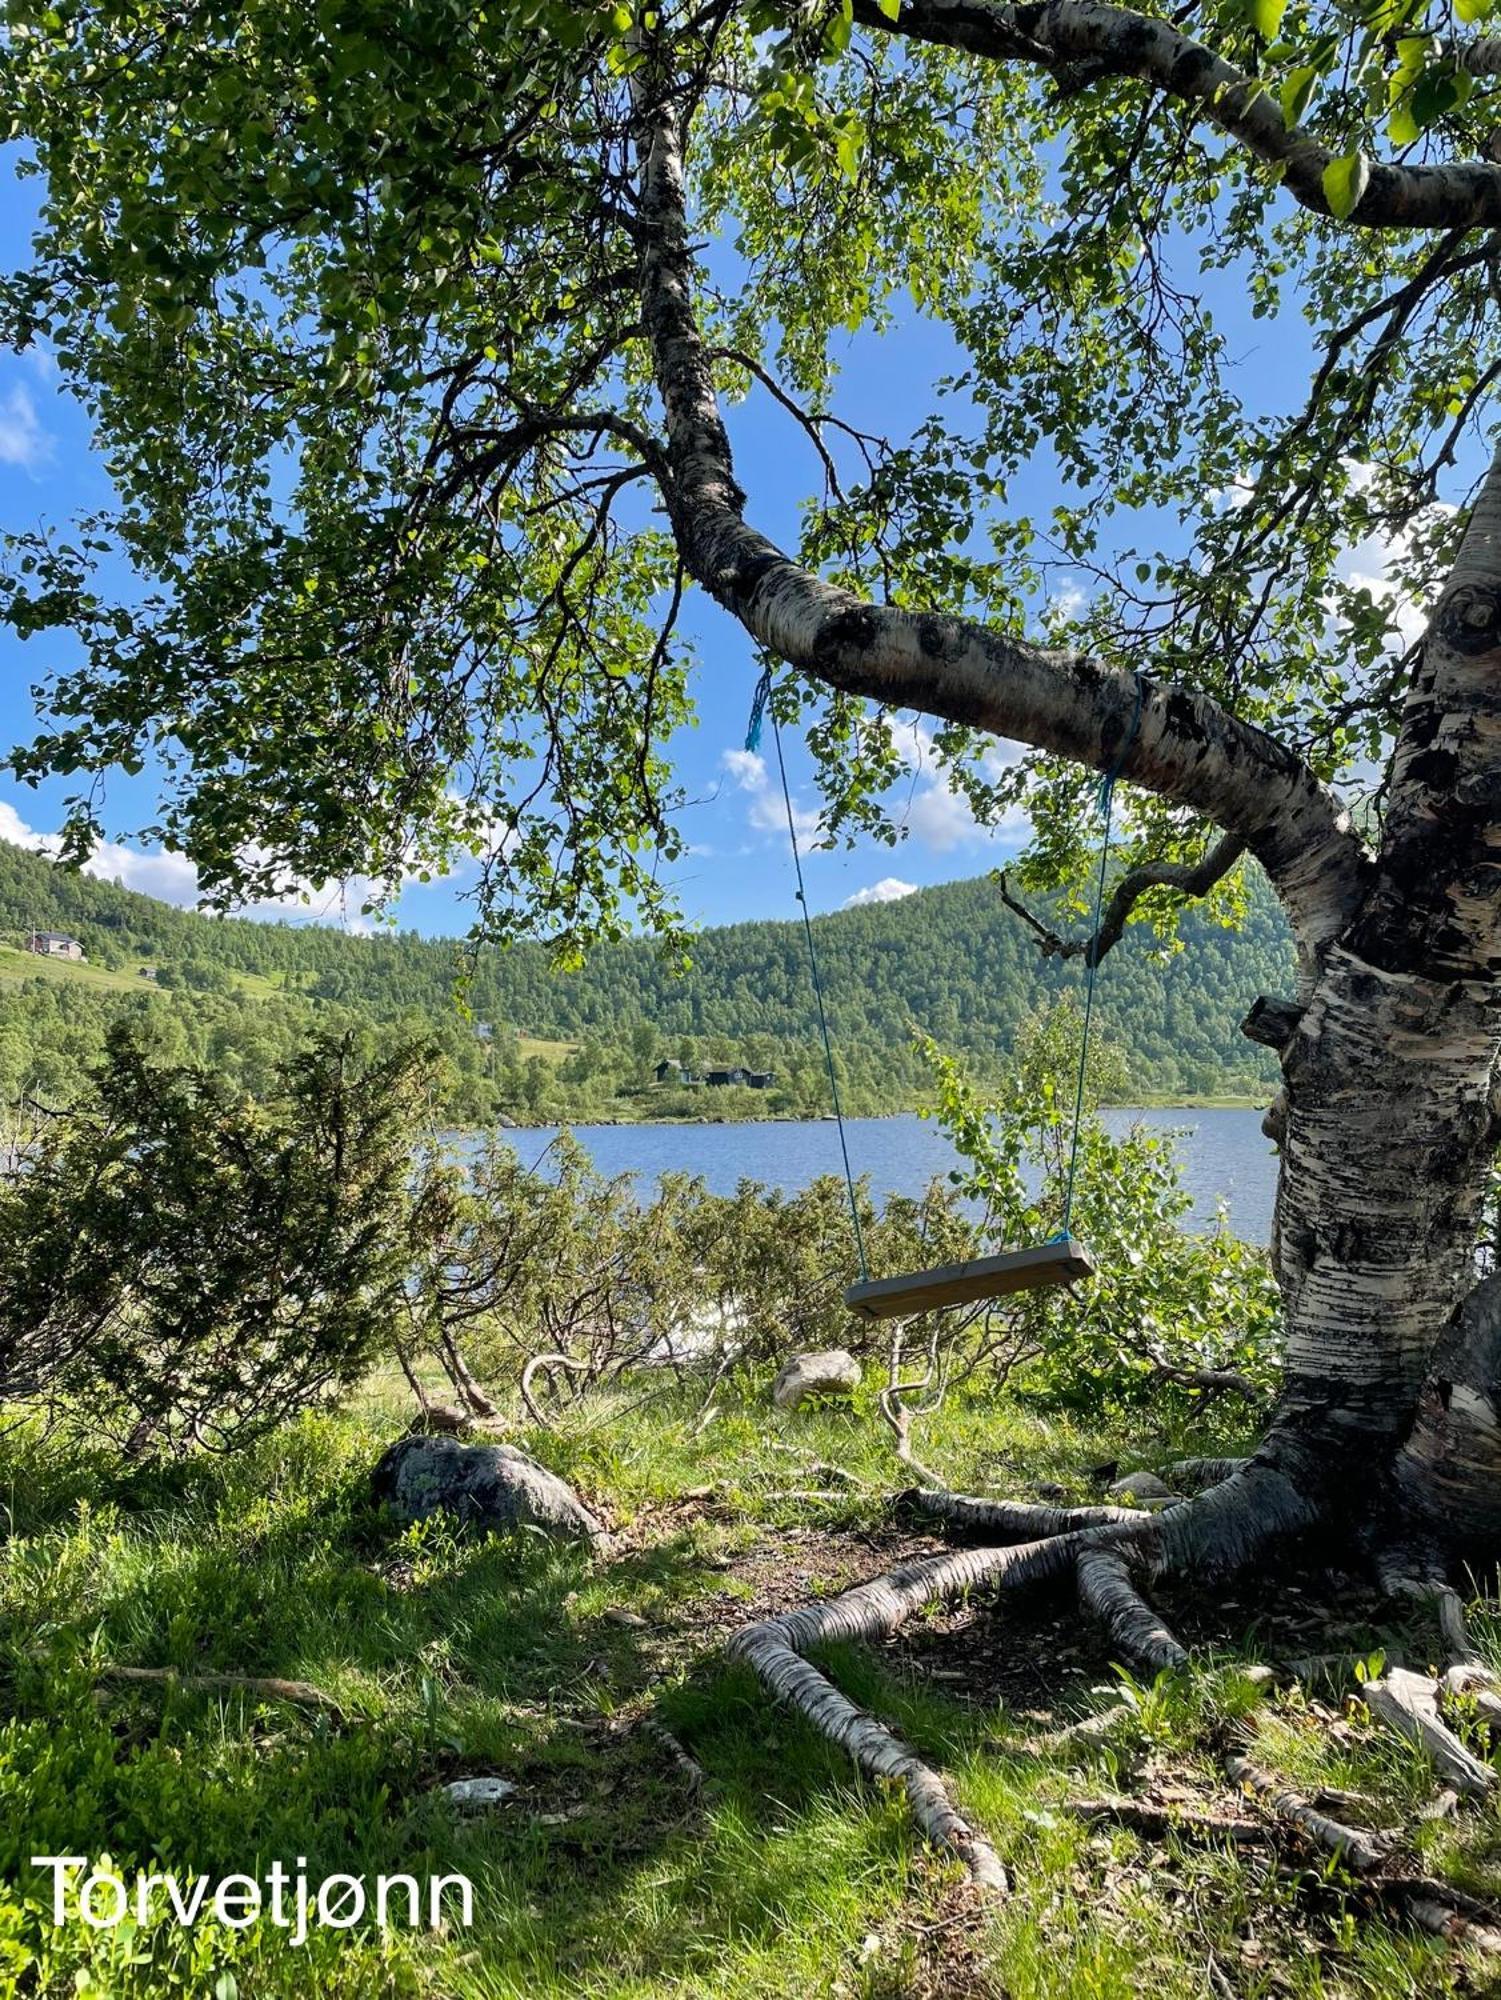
[138,965,158,982]
[703,1066,748,1088]
[744,1070,776,1090]
[25,931,86,963]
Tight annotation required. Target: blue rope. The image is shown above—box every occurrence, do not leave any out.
[748,670,869,1281]
[1056,674,1145,1239]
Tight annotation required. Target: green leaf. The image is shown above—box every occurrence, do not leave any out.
[1250,0,1288,39]
[1280,64,1318,126]
[1387,98,1419,145]
[874,0,901,17]
[1321,151,1368,220]
[1456,0,1492,20]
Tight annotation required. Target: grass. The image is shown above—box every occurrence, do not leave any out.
[0,945,164,997]
[0,1379,1496,1998]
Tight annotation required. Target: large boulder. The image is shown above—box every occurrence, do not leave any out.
[372,1434,606,1543]
[772,1349,862,1411]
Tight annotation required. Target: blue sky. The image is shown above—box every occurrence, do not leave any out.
[0,152,1449,941]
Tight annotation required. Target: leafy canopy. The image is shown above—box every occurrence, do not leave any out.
[1,0,1495,952]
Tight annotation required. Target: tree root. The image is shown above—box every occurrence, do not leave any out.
[1223,1752,1392,1872]
[729,1533,1093,1893]
[1362,1666,1496,1798]
[634,1714,706,1795]
[519,1351,590,1427]
[1164,1457,1249,1492]
[728,1468,1501,1954]
[1077,1546,1189,1672]
[904,1488,1148,1541]
[1067,1796,1267,1843]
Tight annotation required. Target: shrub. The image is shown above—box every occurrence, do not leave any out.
[0,1025,433,1453]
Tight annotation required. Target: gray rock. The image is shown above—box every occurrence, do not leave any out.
[1105,1469,1177,1503]
[772,1349,862,1411]
[372,1434,605,1542]
[442,1776,518,1811]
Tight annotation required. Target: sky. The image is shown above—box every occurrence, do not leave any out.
[0,146,1462,943]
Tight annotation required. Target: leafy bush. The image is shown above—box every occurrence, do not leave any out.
[918,1001,1282,1414]
[0,1026,433,1453]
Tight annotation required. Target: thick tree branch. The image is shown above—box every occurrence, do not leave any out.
[631,73,1366,963]
[858,0,1501,230]
[997,830,1245,968]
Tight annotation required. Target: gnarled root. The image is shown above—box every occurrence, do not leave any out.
[904,1488,1148,1541]
[729,1533,1090,1892]
[1223,1753,1392,1872]
[728,1459,1499,1936]
[519,1350,590,1427]
[1077,1547,1188,1672]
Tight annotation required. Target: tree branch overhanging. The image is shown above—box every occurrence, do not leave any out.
[629,66,1368,963]
[997,830,1246,969]
[856,0,1501,230]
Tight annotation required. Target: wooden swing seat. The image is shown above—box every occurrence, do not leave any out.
[843,1236,1096,1322]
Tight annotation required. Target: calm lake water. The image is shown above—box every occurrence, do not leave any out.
[494,1107,1277,1243]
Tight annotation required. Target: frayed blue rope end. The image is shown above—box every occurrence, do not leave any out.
[745,670,772,754]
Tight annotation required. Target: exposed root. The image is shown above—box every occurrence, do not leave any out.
[1077,1547,1189,1672]
[1067,1796,1266,1843]
[1013,1700,1137,1757]
[730,1460,1501,1955]
[1385,1877,1501,1954]
[1383,1573,1501,1734]
[905,1488,1148,1541]
[1362,1666,1496,1798]
[95,1665,344,1721]
[1223,1753,1391,1872]
[729,1533,1091,1893]
[1164,1457,1249,1492]
[635,1715,706,1794]
[1150,1461,1319,1577]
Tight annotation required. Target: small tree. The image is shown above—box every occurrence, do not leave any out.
[0,1027,433,1454]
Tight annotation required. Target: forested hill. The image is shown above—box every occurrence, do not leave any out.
[0,838,1292,1120]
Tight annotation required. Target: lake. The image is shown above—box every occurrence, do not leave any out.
[492,1107,1277,1242]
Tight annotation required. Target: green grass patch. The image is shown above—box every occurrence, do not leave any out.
[0,1385,1494,1996]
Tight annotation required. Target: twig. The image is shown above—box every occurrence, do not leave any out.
[96,1666,344,1721]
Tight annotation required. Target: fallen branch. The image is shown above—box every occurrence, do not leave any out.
[96,1665,344,1720]
[1068,1796,1267,1843]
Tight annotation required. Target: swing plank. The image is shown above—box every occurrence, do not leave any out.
[843,1236,1095,1322]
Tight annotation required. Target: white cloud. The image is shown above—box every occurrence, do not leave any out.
[0,384,53,473]
[721,746,821,843]
[843,877,917,908]
[0,795,384,931]
[888,717,1030,853]
[1333,481,1453,657]
[1046,582,1088,625]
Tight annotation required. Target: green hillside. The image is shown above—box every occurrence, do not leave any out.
[0,840,1291,1122]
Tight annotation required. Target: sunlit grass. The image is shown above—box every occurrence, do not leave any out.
[0,1384,1493,1996]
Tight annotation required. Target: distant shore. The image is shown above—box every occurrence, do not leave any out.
[488,1092,1264,1131]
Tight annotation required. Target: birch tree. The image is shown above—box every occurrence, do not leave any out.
[6,0,1501,1894]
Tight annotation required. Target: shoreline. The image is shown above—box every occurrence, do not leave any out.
[480,1094,1265,1133]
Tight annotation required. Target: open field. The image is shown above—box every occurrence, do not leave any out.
[1,1377,1497,1999]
